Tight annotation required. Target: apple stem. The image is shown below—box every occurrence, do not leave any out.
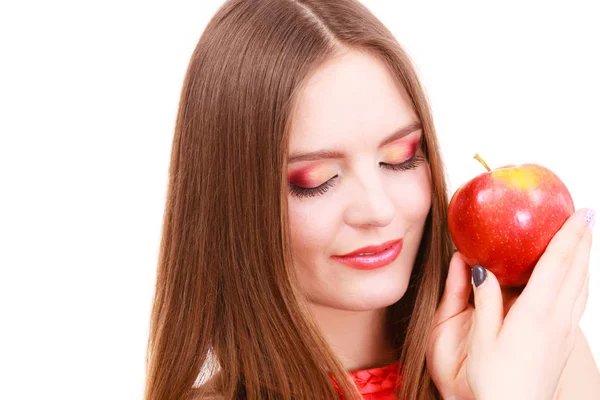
[474,153,492,172]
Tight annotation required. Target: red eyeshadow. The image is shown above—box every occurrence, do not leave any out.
[408,139,418,155]
[288,165,316,187]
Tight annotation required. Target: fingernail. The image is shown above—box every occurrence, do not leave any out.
[471,265,487,287]
[584,209,595,231]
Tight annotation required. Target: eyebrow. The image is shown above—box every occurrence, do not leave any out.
[287,121,422,163]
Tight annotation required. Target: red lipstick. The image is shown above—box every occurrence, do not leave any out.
[331,238,403,270]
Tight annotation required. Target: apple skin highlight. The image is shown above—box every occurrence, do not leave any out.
[448,162,575,287]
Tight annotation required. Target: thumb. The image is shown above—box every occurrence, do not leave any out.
[471,265,504,350]
[434,251,471,324]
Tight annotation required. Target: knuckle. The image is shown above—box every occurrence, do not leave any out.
[574,286,590,317]
[559,319,573,341]
[524,300,572,341]
[564,326,577,351]
[552,308,573,340]
[523,296,553,324]
[556,248,573,268]
[583,283,590,300]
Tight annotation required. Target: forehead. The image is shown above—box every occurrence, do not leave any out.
[289,50,418,153]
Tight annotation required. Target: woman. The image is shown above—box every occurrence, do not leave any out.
[144,0,600,398]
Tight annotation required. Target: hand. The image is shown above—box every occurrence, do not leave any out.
[427,208,594,400]
[468,208,593,399]
[426,253,522,400]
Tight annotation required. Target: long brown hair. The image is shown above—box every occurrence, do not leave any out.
[144,0,453,399]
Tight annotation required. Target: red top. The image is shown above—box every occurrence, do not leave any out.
[333,360,402,399]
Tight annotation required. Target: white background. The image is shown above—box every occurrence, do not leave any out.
[0,1,598,398]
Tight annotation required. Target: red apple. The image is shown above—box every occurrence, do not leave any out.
[448,154,575,287]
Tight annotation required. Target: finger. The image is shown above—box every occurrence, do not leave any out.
[471,265,503,351]
[434,251,471,324]
[572,269,590,325]
[558,224,592,312]
[525,208,594,300]
[501,287,522,318]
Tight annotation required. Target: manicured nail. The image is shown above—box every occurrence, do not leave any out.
[471,265,487,287]
[584,209,595,231]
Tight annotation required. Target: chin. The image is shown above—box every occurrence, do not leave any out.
[321,273,410,312]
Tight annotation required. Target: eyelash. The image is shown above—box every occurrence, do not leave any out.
[288,154,426,199]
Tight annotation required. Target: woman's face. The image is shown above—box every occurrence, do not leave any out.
[287,50,432,312]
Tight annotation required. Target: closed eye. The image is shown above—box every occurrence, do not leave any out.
[288,154,426,199]
[380,154,425,171]
[288,176,338,199]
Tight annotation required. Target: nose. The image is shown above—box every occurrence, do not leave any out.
[343,172,396,228]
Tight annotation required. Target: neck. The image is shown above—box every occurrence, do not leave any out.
[308,302,397,371]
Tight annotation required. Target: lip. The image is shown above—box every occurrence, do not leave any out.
[331,238,403,270]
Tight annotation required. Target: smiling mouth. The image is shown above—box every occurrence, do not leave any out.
[334,238,403,258]
[357,247,391,256]
[330,238,404,270]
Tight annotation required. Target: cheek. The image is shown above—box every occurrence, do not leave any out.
[389,164,432,222]
[288,199,340,265]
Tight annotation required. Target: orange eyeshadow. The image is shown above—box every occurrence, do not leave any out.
[382,138,419,164]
